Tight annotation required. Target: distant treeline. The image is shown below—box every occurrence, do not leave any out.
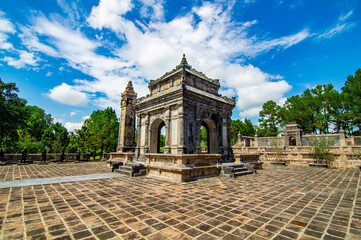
[0,78,119,156]
[2,68,360,153]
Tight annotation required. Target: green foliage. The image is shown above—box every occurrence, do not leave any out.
[17,129,43,153]
[23,105,53,141]
[42,122,69,153]
[82,107,119,158]
[257,69,361,136]
[341,69,361,134]
[309,137,335,164]
[230,119,256,145]
[200,125,208,152]
[0,79,27,151]
[270,138,284,162]
[259,100,282,134]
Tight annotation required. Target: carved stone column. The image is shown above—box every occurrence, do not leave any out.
[117,81,137,152]
[144,114,149,153]
[177,106,185,154]
[164,108,171,154]
[135,114,141,158]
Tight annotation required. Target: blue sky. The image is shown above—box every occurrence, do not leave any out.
[0,0,360,131]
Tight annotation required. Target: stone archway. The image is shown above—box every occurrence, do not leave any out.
[201,118,217,154]
[149,119,166,153]
[289,136,296,146]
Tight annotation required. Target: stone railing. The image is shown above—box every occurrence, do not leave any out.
[233,146,361,168]
[2,153,90,163]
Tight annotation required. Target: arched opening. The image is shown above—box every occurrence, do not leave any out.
[200,124,209,153]
[149,119,166,153]
[289,136,296,146]
[200,119,217,154]
[158,123,165,153]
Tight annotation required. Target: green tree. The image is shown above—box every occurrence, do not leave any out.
[230,119,256,144]
[23,105,53,141]
[83,107,119,159]
[341,69,361,134]
[0,79,27,152]
[42,122,69,153]
[310,84,339,134]
[17,129,43,153]
[282,90,316,134]
[259,100,282,134]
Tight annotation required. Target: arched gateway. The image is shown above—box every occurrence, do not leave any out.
[112,55,236,182]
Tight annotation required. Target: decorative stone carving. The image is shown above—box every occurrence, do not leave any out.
[134,54,235,162]
[111,55,236,182]
[117,81,137,152]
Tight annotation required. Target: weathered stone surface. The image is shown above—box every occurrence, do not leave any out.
[111,55,236,182]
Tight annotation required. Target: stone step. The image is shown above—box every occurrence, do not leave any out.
[233,167,248,172]
[118,166,133,170]
[233,171,253,177]
[114,169,132,176]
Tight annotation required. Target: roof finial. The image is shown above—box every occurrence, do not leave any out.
[181,53,188,66]
[125,80,135,92]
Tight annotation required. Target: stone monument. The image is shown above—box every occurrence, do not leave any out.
[110,55,236,182]
[117,81,137,152]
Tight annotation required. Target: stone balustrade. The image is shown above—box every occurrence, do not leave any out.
[1,153,90,163]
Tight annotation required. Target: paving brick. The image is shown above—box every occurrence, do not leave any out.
[0,164,359,240]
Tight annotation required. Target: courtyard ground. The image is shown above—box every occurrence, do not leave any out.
[0,162,360,240]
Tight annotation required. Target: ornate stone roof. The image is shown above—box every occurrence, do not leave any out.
[148,54,220,87]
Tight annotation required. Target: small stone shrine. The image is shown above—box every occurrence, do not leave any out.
[110,55,237,182]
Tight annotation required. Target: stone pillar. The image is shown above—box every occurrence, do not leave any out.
[254,133,259,147]
[195,120,201,154]
[117,81,137,152]
[237,132,242,146]
[164,108,171,154]
[339,127,346,147]
[135,115,141,158]
[144,114,149,153]
[177,106,185,154]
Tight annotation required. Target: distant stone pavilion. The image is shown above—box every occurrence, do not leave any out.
[111,55,238,182]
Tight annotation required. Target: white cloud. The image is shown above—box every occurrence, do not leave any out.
[237,80,292,117]
[317,11,355,40]
[70,111,76,117]
[48,83,88,106]
[2,50,39,69]
[87,0,133,30]
[64,121,83,132]
[0,10,15,50]
[46,72,53,77]
[82,115,90,120]
[139,0,165,21]
[19,1,308,118]
[339,10,353,21]
[317,22,354,40]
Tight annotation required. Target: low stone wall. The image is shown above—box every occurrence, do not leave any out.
[232,146,361,169]
[145,154,221,182]
[2,153,90,163]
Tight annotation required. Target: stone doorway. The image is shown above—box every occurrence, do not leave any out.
[200,118,217,154]
[149,119,166,153]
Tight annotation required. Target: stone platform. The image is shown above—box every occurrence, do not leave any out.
[0,163,360,239]
[145,153,221,182]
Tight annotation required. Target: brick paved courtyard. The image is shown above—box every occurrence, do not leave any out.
[0,162,360,240]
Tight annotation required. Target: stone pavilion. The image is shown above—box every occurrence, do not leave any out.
[110,55,237,182]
